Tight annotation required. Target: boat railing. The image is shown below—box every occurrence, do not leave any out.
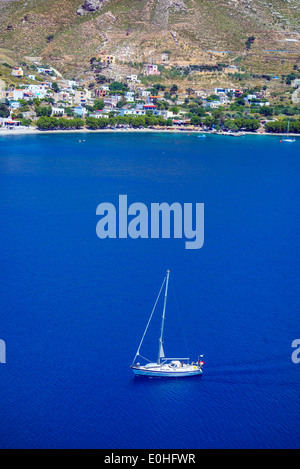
[161,358,190,363]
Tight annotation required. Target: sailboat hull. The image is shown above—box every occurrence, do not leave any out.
[131,366,203,378]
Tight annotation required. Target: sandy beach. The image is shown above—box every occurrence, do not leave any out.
[0,126,298,137]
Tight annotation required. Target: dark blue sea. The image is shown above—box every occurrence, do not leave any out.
[0,132,299,449]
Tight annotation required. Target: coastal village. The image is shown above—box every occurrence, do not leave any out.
[0,57,300,134]
[1,0,299,134]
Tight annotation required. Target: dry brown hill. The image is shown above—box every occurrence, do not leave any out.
[0,0,299,78]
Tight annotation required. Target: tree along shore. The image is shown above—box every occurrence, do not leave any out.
[33,115,300,133]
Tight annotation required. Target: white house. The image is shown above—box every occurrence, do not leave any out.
[118,109,146,116]
[68,80,78,88]
[27,84,49,99]
[143,64,160,76]
[214,88,226,95]
[53,92,73,105]
[126,75,138,82]
[194,90,208,98]
[220,96,230,104]
[204,100,220,109]
[244,94,257,103]
[11,67,23,77]
[74,107,87,117]
[51,107,65,116]
[74,89,88,107]
[13,89,24,100]
[104,95,122,108]
[0,118,21,128]
[153,110,174,119]
[125,91,135,103]
[9,101,21,110]
[37,68,53,75]
[90,111,109,119]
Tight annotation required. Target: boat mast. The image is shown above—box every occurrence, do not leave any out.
[158,270,170,364]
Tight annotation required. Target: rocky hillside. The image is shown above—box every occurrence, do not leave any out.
[0,0,299,78]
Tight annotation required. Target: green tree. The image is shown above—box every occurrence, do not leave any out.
[116,99,126,109]
[153,84,166,92]
[97,118,109,129]
[203,116,214,128]
[72,118,84,129]
[35,106,52,117]
[190,115,202,126]
[144,115,157,127]
[206,94,219,102]
[245,36,255,50]
[46,34,54,43]
[36,116,57,130]
[189,106,206,118]
[109,81,127,92]
[57,117,70,129]
[265,120,300,133]
[245,119,260,132]
[0,104,9,118]
[259,106,274,117]
[95,75,107,84]
[86,117,99,129]
[52,82,60,93]
[131,116,146,128]
[20,118,32,127]
[93,99,105,110]
[169,106,179,115]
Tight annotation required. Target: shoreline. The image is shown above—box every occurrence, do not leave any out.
[0,127,298,137]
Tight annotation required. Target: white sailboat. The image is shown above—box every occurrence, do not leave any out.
[130,270,204,378]
[282,121,296,142]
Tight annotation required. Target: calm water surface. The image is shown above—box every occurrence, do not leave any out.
[0,132,299,449]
